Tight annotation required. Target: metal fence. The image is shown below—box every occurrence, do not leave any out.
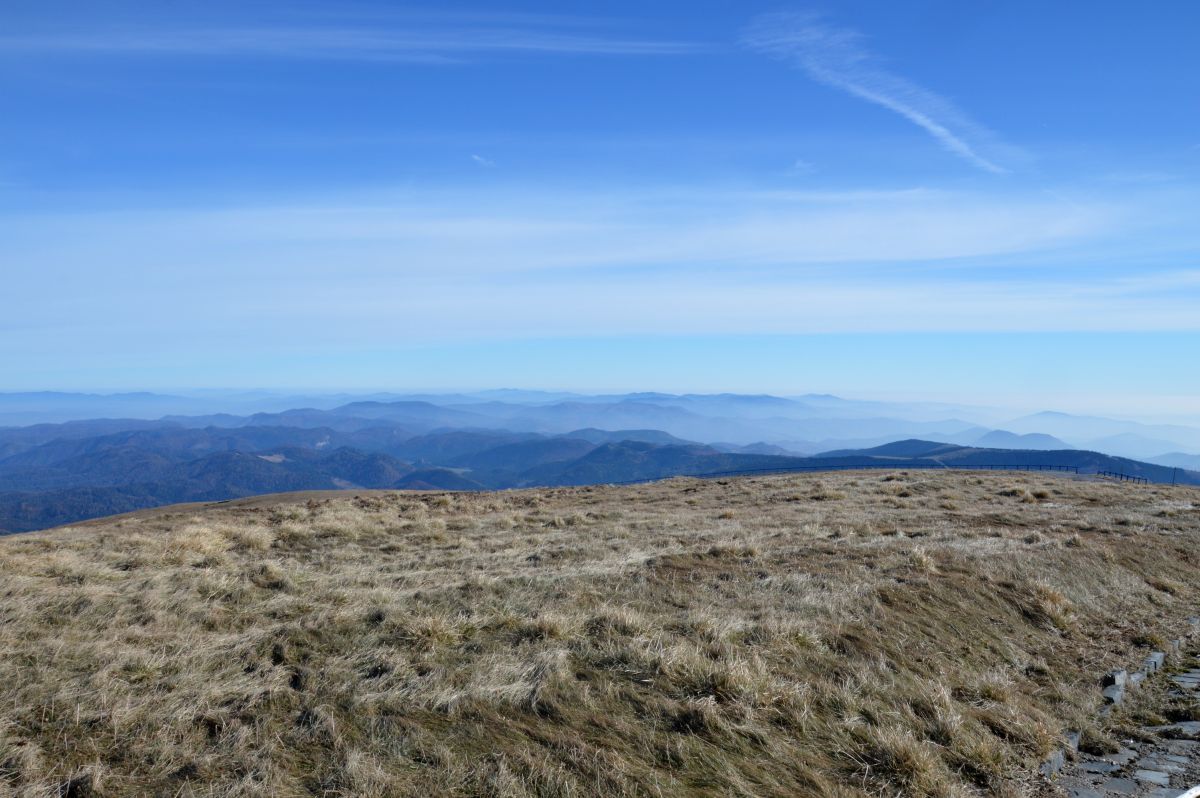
[1096,470,1149,484]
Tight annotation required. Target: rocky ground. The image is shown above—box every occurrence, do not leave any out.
[1054,648,1200,797]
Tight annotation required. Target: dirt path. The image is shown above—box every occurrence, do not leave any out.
[1055,651,1200,797]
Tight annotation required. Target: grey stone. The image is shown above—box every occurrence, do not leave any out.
[1146,651,1166,672]
[1079,760,1122,774]
[1102,684,1126,704]
[1065,787,1105,798]
[1041,749,1066,776]
[1130,671,1147,687]
[1066,730,1081,751]
[1145,790,1183,798]
[1104,669,1129,688]
[1148,721,1200,737]
[1133,769,1171,786]
[1137,757,1184,773]
[1099,778,1140,795]
[1108,748,1140,766]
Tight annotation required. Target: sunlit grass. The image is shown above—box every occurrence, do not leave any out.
[1,473,1197,796]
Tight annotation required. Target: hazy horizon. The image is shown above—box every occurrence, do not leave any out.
[5,385,1200,430]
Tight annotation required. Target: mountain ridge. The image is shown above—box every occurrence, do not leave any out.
[2,425,1196,534]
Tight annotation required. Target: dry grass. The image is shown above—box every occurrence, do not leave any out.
[1,472,1199,797]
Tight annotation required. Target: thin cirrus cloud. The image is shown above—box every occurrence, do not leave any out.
[0,22,700,62]
[743,12,1012,174]
[0,187,1119,278]
[3,186,1197,373]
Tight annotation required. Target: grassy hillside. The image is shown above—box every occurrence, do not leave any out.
[6,417,1200,535]
[1,473,1199,796]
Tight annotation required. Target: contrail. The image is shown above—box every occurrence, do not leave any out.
[743,12,1008,174]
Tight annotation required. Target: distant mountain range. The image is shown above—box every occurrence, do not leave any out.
[2,392,1197,534]
[5,390,1200,457]
[1149,452,1200,471]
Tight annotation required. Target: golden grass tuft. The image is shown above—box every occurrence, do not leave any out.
[0,472,1198,796]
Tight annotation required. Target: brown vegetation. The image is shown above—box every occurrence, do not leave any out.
[1,472,1199,796]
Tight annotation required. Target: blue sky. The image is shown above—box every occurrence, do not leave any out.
[2,1,1199,416]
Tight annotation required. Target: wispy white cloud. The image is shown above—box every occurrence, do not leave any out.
[2,186,1116,275]
[4,183,1197,391]
[471,154,496,168]
[0,23,699,62]
[743,12,1011,174]
[788,158,816,175]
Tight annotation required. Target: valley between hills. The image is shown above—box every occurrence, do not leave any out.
[3,392,1198,535]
